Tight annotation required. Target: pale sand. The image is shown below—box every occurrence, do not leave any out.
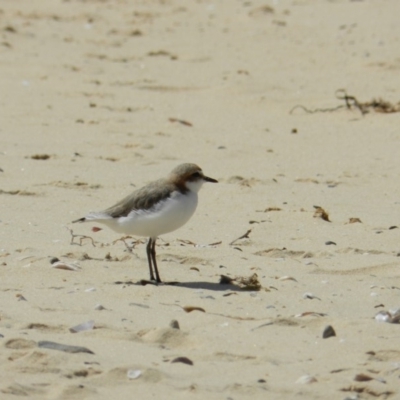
[1,0,400,398]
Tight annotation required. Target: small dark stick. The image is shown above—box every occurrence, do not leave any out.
[229,229,252,246]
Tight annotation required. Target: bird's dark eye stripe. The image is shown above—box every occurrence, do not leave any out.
[191,172,201,178]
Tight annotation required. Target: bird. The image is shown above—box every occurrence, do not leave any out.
[72,163,218,283]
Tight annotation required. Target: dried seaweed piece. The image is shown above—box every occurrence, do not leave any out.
[290,89,400,116]
[168,118,192,127]
[354,373,373,382]
[237,274,261,291]
[31,154,51,160]
[347,217,362,224]
[234,273,262,291]
[222,292,237,297]
[171,357,193,366]
[249,5,274,17]
[220,273,262,291]
[295,178,319,184]
[340,386,393,397]
[0,189,37,196]
[66,227,96,247]
[177,239,222,248]
[294,311,327,318]
[303,292,321,300]
[313,206,330,222]
[182,306,205,313]
[112,235,141,253]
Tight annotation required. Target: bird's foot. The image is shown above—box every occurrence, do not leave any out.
[139,279,179,286]
[139,279,161,286]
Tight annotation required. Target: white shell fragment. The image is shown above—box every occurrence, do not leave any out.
[296,375,317,384]
[69,320,95,333]
[51,261,80,271]
[127,369,142,379]
[303,292,321,300]
[279,275,297,282]
[294,311,327,318]
[375,309,400,324]
[94,304,106,310]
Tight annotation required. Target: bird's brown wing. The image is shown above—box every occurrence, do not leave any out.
[104,178,177,218]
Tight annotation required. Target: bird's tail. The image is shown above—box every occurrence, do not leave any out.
[72,212,112,224]
[72,217,87,223]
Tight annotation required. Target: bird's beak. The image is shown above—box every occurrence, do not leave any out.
[204,175,218,183]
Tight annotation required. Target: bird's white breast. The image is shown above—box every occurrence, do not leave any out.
[103,190,198,238]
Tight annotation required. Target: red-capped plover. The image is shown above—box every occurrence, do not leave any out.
[73,163,217,283]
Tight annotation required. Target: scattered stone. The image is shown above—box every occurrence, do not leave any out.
[38,340,94,354]
[322,325,336,339]
[127,369,142,379]
[171,356,193,366]
[169,320,180,329]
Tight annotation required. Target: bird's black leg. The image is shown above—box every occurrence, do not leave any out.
[150,238,162,283]
[146,238,156,281]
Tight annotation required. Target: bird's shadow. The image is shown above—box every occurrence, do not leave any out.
[114,280,241,291]
[167,281,240,291]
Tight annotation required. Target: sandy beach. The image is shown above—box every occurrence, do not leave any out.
[1,0,400,398]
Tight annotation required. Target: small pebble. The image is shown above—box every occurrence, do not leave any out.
[296,375,317,384]
[38,340,94,354]
[303,292,320,300]
[170,320,180,330]
[127,370,141,380]
[322,325,336,339]
[354,373,373,382]
[69,320,95,333]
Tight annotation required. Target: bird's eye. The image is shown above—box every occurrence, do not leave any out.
[191,172,201,178]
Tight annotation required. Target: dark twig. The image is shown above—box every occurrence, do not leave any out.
[229,229,252,246]
[112,236,143,253]
[289,104,345,114]
[290,89,400,116]
[66,227,96,247]
[177,239,222,247]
